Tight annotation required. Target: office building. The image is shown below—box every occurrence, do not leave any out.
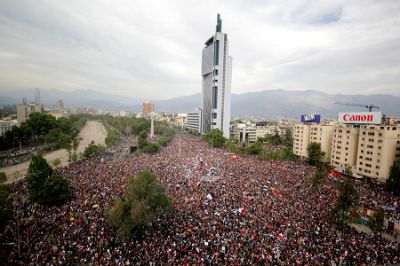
[17,104,42,123]
[186,109,202,133]
[143,102,154,117]
[201,14,232,138]
[34,88,41,104]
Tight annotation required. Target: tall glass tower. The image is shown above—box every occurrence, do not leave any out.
[201,14,232,138]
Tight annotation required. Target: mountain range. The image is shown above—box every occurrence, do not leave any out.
[1,88,399,119]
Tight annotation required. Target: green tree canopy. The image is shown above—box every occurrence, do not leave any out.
[387,163,400,196]
[142,143,160,153]
[331,179,359,226]
[307,142,324,166]
[138,131,148,149]
[82,141,105,158]
[107,171,173,240]
[0,182,12,231]
[37,175,71,205]
[27,155,53,201]
[203,129,226,148]
[0,172,6,183]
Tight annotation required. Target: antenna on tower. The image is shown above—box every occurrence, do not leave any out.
[216,13,222,32]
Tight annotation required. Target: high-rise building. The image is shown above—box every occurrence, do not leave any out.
[201,14,232,138]
[55,100,64,112]
[186,109,202,133]
[17,103,42,123]
[34,88,41,105]
[143,102,154,117]
[356,124,400,182]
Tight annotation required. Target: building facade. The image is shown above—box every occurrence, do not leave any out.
[186,109,202,133]
[0,120,18,137]
[16,104,42,123]
[293,124,311,159]
[201,14,232,138]
[356,124,400,182]
[330,124,360,169]
[143,102,154,117]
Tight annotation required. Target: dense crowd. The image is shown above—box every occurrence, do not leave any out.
[1,133,399,265]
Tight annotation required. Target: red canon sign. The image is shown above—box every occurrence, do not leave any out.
[343,114,373,122]
[338,112,382,124]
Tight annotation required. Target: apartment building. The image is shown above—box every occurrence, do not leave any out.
[356,124,400,182]
[293,124,311,159]
[310,124,333,162]
[330,124,360,169]
[16,103,42,123]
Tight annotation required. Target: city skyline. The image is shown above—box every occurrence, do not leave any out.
[0,1,399,100]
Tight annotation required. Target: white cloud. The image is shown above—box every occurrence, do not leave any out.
[0,0,399,99]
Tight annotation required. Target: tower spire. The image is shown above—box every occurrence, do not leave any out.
[216,13,222,33]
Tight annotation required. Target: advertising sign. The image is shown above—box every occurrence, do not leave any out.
[300,114,321,123]
[337,112,382,124]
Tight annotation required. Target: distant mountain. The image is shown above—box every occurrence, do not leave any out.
[152,89,400,119]
[1,88,399,118]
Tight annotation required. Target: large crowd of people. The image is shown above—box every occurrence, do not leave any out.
[1,133,399,264]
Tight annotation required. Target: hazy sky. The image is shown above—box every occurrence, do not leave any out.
[0,0,399,100]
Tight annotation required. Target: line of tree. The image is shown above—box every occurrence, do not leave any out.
[223,129,296,161]
[0,113,87,151]
[107,171,173,240]
[137,123,177,154]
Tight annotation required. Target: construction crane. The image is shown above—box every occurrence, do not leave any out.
[334,102,380,112]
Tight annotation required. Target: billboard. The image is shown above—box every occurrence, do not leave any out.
[301,114,321,123]
[337,112,382,124]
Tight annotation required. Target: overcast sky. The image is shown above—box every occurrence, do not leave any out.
[0,0,399,100]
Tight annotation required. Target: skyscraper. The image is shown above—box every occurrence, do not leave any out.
[201,14,232,138]
[143,101,154,117]
[34,88,41,105]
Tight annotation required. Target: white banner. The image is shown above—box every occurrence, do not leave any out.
[337,112,382,124]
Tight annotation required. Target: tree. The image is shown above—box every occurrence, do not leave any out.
[82,141,105,158]
[312,166,327,187]
[138,131,148,149]
[107,171,173,240]
[0,172,6,183]
[26,155,53,201]
[203,129,226,148]
[369,209,385,232]
[52,159,61,168]
[283,129,293,150]
[37,175,71,205]
[307,142,325,166]
[331,179,359,226]
[387,163,400,196]
[105,130,120,147]
[26,155,70,205]
[142,143,160,153]
[0,182,12,231]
